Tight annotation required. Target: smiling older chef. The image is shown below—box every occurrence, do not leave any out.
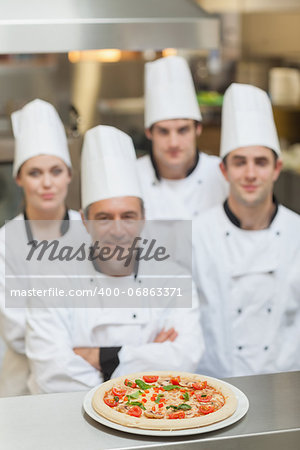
[137,55,228,220]
[193,83,300,378]
[25,125,203,393]
[0,99,81,396]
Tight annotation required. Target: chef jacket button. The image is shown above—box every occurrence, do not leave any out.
[90,278,93,282]
[237,308,242,314]
[198,179,202,184]
[267,307,272,313]
[276,231,280,236]
[226,231,230,237]
[193,211,199,217]
[138,279,142,284]
[152,181,157,186]
[237,346,243,350]
[264,346,269,351]
[132,314,137,319]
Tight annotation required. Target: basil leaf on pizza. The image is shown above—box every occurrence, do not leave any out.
[182,391,190,401]
[127,391,142,400]
[126,401,146,410]
[166,404,192,411]
[154,394,164,404]
[163,385,181,391]
[135,379,152,390]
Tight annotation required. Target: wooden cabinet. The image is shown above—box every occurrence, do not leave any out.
[241,12,300,57]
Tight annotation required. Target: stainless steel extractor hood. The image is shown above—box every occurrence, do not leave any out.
[0,0,219,54]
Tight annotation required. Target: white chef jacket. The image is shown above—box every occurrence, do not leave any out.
[25,258,203,394]
[137,152,228,220]
[0,209,83,396]
[193,204,300,378]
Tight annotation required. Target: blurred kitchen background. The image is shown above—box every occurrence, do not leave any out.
[0,0,300,225]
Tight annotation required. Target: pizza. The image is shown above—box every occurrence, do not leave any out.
[92,371,238,430]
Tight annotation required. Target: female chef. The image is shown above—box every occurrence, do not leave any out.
[0,99,82,396]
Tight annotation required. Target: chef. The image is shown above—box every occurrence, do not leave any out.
[193,83,300,377]
[0,99,82,396]
[25,125,203,393]
[137,55,228,220]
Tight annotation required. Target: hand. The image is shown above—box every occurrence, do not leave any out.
[73,347,101,370]
[154,327,178,343]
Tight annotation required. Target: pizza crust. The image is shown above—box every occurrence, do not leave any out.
[92,371,238,430]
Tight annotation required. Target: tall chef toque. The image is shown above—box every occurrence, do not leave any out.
[11,99,71,177]
[144,56,202,129]
[81,125,142,210]
[220,83,281,159]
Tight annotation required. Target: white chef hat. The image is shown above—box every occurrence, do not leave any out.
[81,125,142,210]
[144,56,202,129]
[220,83,280,159]
[11,99,71,177]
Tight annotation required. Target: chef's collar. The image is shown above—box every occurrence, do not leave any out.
[150,148,200,181]
[23,208,70,243]
[91,248,140,280]
[223,196,279,229]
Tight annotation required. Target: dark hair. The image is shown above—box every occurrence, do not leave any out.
[222,149,279,167]
[148,119,201,133]
[84,198,145,220]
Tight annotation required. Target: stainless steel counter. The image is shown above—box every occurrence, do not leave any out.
[0,371,299,450]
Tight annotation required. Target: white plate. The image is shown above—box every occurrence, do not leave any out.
[83,379,249,437]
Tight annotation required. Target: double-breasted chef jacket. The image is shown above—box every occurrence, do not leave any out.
[0,209,82,396]
[25,254,203,394]
[137,152,228,220]
[193,202,300,378]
